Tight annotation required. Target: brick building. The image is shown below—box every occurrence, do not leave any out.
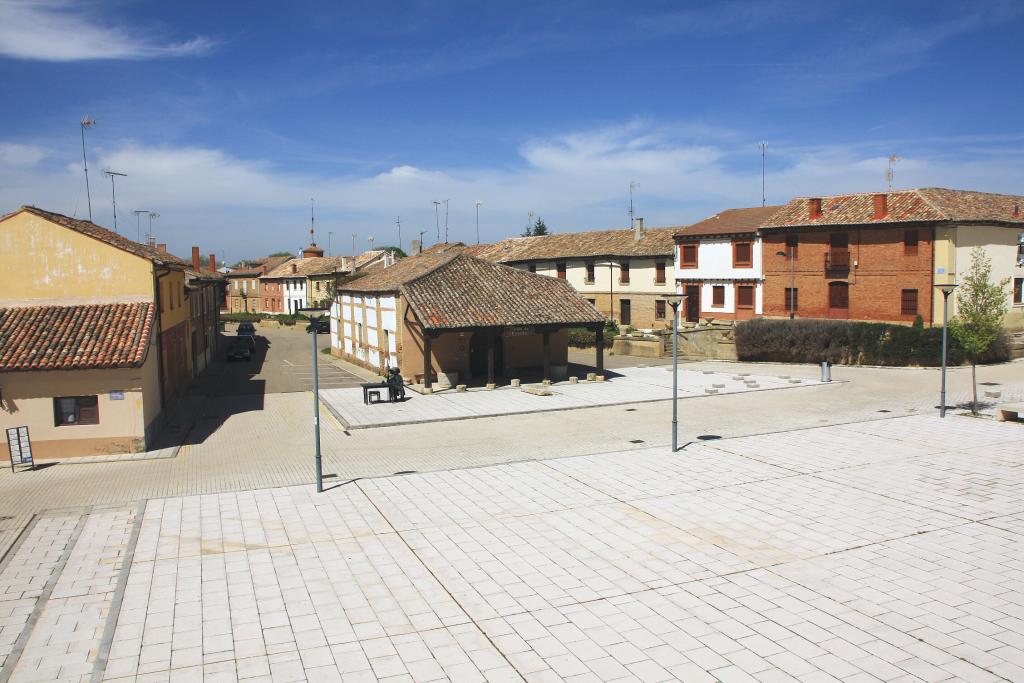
[760,188,1024,325]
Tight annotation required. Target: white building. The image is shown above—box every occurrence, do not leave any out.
[673,206,781,322]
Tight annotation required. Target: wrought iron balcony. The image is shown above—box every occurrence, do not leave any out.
[824,249,851,273]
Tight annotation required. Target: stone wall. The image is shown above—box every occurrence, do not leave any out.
[661,323,738,361]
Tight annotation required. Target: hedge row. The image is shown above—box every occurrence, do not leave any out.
[567,321,619,349]
[220,312,310,325]
[734,318,1010,367]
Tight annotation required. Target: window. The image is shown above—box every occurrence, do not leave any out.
[904,230,918,256]
[620,299,631,325]
[901,289,918,316]
[785,288,798,312]
[585,261,595,283]
[785,235,799,259]
[655,299,666,319]
[556,261,567,279]
[620,261,630,284]
[1013,278,1022,305]
[681,244,698,268]
[586,298,596,305]
[655,261,666,284]
[528,263,536,273]
[736,285,754,309]
[54,396,99,426]
[712,285,725,307]
[733,241,753,268]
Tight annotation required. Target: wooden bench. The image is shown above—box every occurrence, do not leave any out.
[361,382,390,405]
[995,402,1024,422]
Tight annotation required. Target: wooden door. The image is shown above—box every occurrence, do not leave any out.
[685,285,700,323]
[828,282,849,319]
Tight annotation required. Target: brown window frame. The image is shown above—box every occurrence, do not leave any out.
[655,261,666,284]
[904,230,919,256]
[736,284,755,309]
[619,299,632,325]
[655,299,666,320]
[1014,277,1024,305]
[53,395,100,426]
[712,285,725,307]
[901,288,918,316]
[619,260,630,284]
[680,243,698,268]
[556,261,567,279]
[585,261,596,283]
[732,240,753,268]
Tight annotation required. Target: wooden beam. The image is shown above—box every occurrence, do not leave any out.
[423,332,432,390]
[595,327,604,373]
[487,331,495,385]
[542,331,551,382]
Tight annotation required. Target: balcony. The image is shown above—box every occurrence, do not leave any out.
[824,249,851,273]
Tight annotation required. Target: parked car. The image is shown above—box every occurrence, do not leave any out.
[227,337,252,361]
[236,321,257,349]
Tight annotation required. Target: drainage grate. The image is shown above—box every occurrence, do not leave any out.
[628,439,645,444]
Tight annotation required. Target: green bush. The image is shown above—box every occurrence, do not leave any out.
[567,327,614,348]
[734,318,1010,367]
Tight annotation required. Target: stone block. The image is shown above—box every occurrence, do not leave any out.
[788,378,802,384]
[569,376,578,384]
[510,378,521,387]
[586,372,596,381]
[595,375,606,382]
[455,384,467,392]
[542,379,552,387]
[984,390,1001,399]
[521,385,552,396]
[705,388,718,394]
[485,383,496,390]
[712,383,726,388]
[702,370,715,375]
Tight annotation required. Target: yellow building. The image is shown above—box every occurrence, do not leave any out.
[0,206,195,459]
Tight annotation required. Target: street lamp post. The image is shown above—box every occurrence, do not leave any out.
[299,307,331,492]
[663,293,687,452]
[475,201,482,244]
[935,283,959,418]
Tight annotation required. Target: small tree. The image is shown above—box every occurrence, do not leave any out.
[268,251,293,257]
[949,246,1009,414]
[522,217,550,237]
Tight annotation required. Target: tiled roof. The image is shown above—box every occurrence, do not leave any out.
[470,226,679,263]
[401,253,606,329]
[8,206,191,268]
[0,302,154,372]
[341,252,458,293]
[263,256,350,278]
[355,250,388,268]
[675,206,783,239]
[762,188,1024,229]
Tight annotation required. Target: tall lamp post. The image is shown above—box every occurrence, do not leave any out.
[298,307,331,492]
[935,283,958,418]
[474,200,482,244]
[663,293,687,452]
[776,247,796,318]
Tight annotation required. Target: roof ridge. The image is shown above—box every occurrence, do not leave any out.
[912,188,949,220]
[399,251,462,289]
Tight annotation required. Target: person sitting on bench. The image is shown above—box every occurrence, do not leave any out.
[386,367,406,401]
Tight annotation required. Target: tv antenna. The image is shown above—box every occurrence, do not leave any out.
[886,155,899,191]
[309,198,316,244]
[395,216,402,252]
[351,233,357,258]
[147,212,159,243]
[432,201,441,243]
[758,141,768,207]
[80,116,97,221]
[474,200,482,244]
[442,199,449,243]
[368,235,375,251]
[103,169,126,233]
[132,209,149,242]
[628,181,639,227]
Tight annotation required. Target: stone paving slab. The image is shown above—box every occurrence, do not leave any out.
[320,367,831,429]
[1,413,1022,681]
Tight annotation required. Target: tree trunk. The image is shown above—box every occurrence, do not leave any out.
[971,361,978,415]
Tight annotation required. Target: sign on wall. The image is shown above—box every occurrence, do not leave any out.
[503,326,535,337]
[6,426,34,472]
[109,391,125,400]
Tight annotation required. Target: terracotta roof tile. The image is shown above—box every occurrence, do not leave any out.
[470,227,679,263]
[341,253,458,293]
[0,302,155,372]
[675,206,783,239]
[263,256,350,278]
[762,188,1024,229]
[8,206,191,268]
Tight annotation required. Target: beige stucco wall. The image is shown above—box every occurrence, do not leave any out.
[0,351,159,460]
[0,211,155,303]
[933,224,1024,329]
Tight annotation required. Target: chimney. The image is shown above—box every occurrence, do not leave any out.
[291,262,297,274]
[411,239,422,255]
[873,193,888,220]
[191,246,201,271]
[209,254,216,272]
[157,243,167,253]
[633,217,645,241]
[808,198,822,219]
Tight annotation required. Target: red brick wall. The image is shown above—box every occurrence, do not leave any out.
[763,226,935,324]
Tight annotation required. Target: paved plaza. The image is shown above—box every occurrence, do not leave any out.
[1,414,1022,682]
[320,367,830,429]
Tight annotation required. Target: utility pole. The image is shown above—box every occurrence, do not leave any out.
[886,155,899,191]
[628,181,639,227]
[758,141,768,207]
[328,231,333,257]
[443,199,449,243]
[351,233,357,261]
[80,116,97,221]
[418,230,426,255]
[133,209,149,242]
[103,170,126,233]
[474,201,482,244]
[395,216,402,253]
[432,201,441,243]
[527,211,535,236]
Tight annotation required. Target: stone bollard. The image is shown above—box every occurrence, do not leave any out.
[455,384,467,392]
[542,379,552,387]
[586,372,596,381]
[705,388,719,394]
[712,383,725,388]
[568,376,578,384]
[595,375,606,382]
[511,378,521,387]
[746,383,760,388]
[984,389,1001,399]
[702,370,715,375]
[788,378,802,384]
[485,383,496,390]
[422,387,433,395]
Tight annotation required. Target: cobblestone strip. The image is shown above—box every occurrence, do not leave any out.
[0,513,86,683]
[89,501,146,683]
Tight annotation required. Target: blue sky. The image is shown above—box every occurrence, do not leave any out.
[1,0,1022,261]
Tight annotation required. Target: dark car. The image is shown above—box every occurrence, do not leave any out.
[227,337,252,361]
[236,321,257,349]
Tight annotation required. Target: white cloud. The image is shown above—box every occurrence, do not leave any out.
[3,121,1024,258]
[0,0,213,61]
[0,142,47,167]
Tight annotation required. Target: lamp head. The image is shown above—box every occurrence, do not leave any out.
[934,282,959,296]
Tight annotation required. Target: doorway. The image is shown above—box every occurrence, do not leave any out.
[469,332,503,379]
[828,282,850,319]
[685,285,700,323]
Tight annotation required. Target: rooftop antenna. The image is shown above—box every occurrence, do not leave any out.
[147,212,159,244]
[886,155,899,191]
[351,233,357,259]
[474,200,482,244]
[758,141,768,207]
[528,211,535,235]
[628,181,639,227]
[368,235,375,252]
[309,197,316,245]
[103,169,126,233]
[132,209,149,242]
[443,199,449,243]
[432,200,441,243]
[418,229,426,255]
[328,231,333,257]
[80,116,97,221]
[395,216,402,253]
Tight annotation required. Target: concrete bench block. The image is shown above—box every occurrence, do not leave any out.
[485,383,496,390]
[522,385,552,396]
[712,383,726,388]
[595,375,606,382]
[745,383,760,388]
[705,388,718,394]
[738,372,750,377]
[568,376,578,384]
[542,379,552,387]
[455,384,467,392]
[778,375,790,379]
[984,390,1001,399]
[510,378,521,387]
[788,378,802,384]
[996,402,1024,422]
[702,370,715,375]
[586,372,596,381]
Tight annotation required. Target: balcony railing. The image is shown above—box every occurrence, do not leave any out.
[824,249,851,272]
